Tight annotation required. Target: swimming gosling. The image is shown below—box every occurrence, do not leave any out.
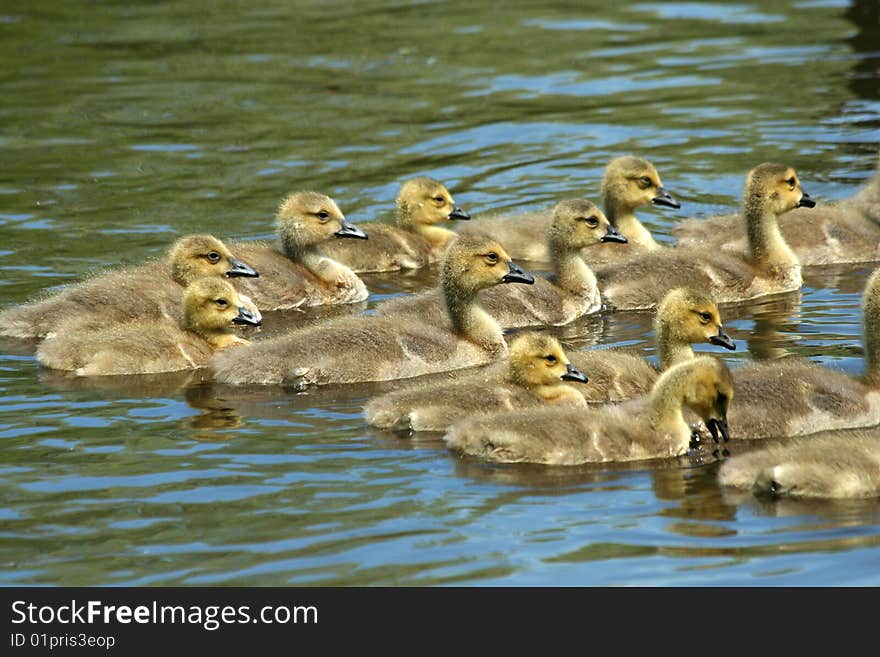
[210,233,534,386]
[673,149,880,265]
[364,332,588,433]
[596,162,814,310]
[230,191,369,310]
[37,278,261,376]
[459,155,679,263]
[718,432,880,498]
[444,356,733,465]
[377,199,625,327]
[0,234,259,340]
[320,177,469,272]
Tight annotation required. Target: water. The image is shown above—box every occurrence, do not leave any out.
[1,0,880,586]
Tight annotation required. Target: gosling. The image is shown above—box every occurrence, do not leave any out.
[320,177,470,272]
[0,234,258,340]
[230,191,369,310]
[377,198,626,328]
[444,356,733,465]
[364,332,588,433]
[673,149,880,265]
[596,162,814,310]
[459,155,679,263]
[37,278,261,377]
[718,432,880,498]
[210,233,534,386]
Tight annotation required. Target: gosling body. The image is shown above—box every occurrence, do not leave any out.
[596,163,814,310]
[320,177,470,272]
[444,357,733,465]
[0,234,259,340]
[231,191,368,310]
[364,332,588,433]
[210,234,534,386]
[37,278,260,377]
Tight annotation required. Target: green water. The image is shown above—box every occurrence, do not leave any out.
[1,0,879,585]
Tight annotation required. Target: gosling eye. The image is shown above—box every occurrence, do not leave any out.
[639,176,653,189]
[433,196,446,204]
[215,298,229,308]
[785,176,796,189]
[485,252,499,265]
[316,210,330,222]
[544,354,557,364]
[699,312,712,323]
[207,251,221,263]
[584,216,599,227]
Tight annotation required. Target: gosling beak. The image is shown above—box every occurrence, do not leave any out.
[232,306,262,327]
[706,417,730,444]
[708,327,736,351]
[600,225,628,244]
[226,257,259,278]
[561,363,589,384]
[652,187,680,209]
[335,220,368,240]
[501,260,534,285]
[448,206,471,221]
[798,190,816,208]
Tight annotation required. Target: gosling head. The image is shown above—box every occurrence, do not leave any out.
[547,198,627,252]
[656,287,736,352]
[168,234,259,286]
[602,156,680,214]
[182,277,262,337]
[506,332,588,388]
[744,163,815,217]
[396,177,470,228]
[441,233,534,297]
[275,191,367,254]
[679,357,734,444]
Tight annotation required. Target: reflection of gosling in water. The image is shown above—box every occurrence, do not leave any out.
[378,198,625,327]
[674,149,880,265]
[210,234,534,386]
[37,278,260,377]
[444,356,733,465]
[231,191,369,310]
[727,266,880,440]
[718,432,880,498]
[569,286,735,403]
[364,332,588,433]
[597,163,815,310]
[461,156,679,263]
[320,177,470,272]
[0,234,259,340]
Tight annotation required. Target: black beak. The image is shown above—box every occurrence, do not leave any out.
[706,417,730,444]
[232,306,262,327]
[335,220,368,240]
[561,363,588,384]
[226,257,259,278]
[798,191,816,208]
[501,260,534,285]
[448,206,471,221]
[600,225,628,244]
[708,328,736,351]
[652,187,680,209]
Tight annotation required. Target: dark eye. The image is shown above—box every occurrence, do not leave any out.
[485,252,499,264]
[640,176,652,188]
[785,177,796,187]
[433,196,445,204]
[215,298,229,308]
[699,312,712,322]
[544,355,557,363]
[316,210,330,221]
[207,251,221,262]
[584,216,599,227]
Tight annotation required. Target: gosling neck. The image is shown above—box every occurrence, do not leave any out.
[548,236,597,297]
[279,230,321,267]
[655,318,695,370]
[411,222,458,248]
[863,283,880,386]
[743,199,798,271]
[648,368,695,451]
[603,194,659,249]
[442,276,506,354]
[184,318,244,350]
